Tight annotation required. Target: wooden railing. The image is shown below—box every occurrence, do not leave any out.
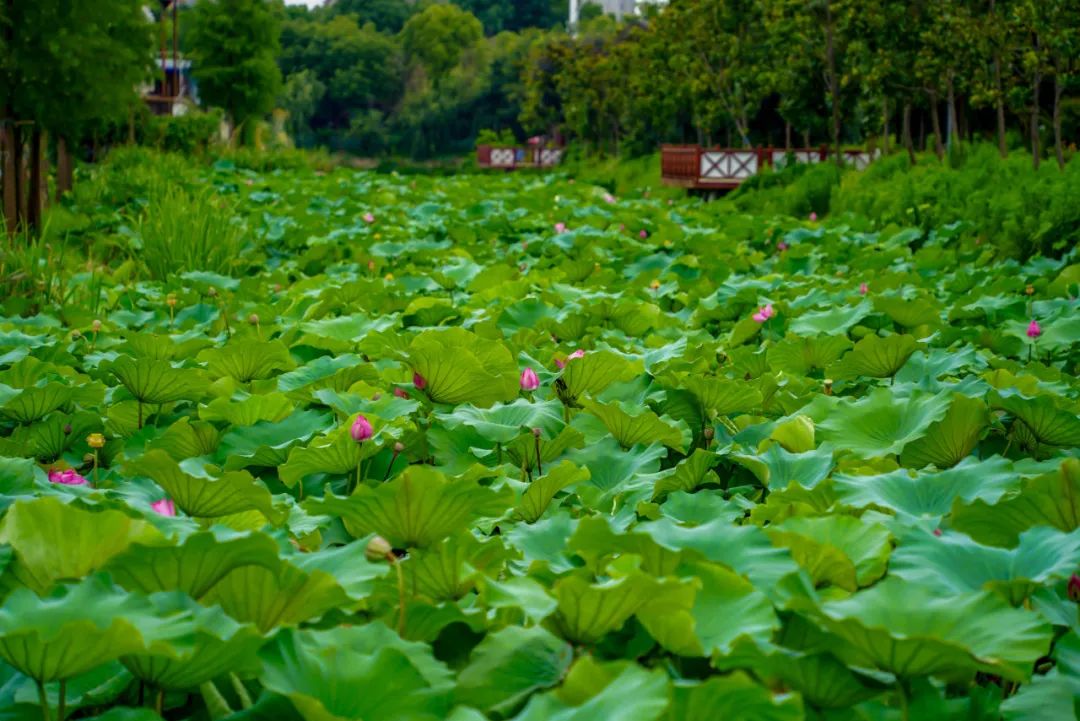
[476,145,564,169]
[660,145,880,189]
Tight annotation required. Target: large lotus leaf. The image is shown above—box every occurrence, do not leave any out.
[507,426,586,475]
[991,392,1080,447]
[890,527,1080,606]
[511,658,669,721]
[218,409,332,471]
[753,648,883,709]
[551,572,657,644]
[899,394,990,469]
[833,455,1019,519]
[278,425,379,487]
[436,399,565,445]
[289,539,394,602]
[146,416,221,460]
[767,515,891,591]
[199,340,295,383]
[828,334,920,379]
[407,328,518,406]
[455,625,572,715]
[788,300,872,336]
[579,398,690,452]
[109,357,206,404]
[679,376,762,417]
[299,312,397,349]
[814,388,949,458]
[201,561,350,633]
[557,350,642,401]
[0,382,72,424]
[951,458,1080,547]
[126,450,283,522]
[0,497,162,594]
[311,388,420,422]
[1001,630,1080,721]
[637,561,779,660]
[199,392,294,425]
[814,578,1052,681]
[121,594,265,690]
[664,672,804,721]
[403,531,507,601]
[519,461,590,523]
[653,449,720,498]
[767,335,852,376]
[873,295,943,329]
[276,354,377,396]
[259,627,454,721]
[731,444,835,491]
[303,465,513,548]
[0,575,193,682]
[103,529,281,598]
[566,516,682,577]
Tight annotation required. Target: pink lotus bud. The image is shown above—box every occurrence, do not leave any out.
[567,349,585,361]
[1068,573,1080,603]
[603,193,616,204]
[752,304,775,324]
[859,282,869,295]
[151,498,176,517]
[933,528,942,537]
[554,357,565,370]
[48,469,87,486]
[809,212,818,222]
[413,372,427,389]
[393,387,409,399]
[350,414,373,442]
[520,367,540,391]
[777,241,789,251]
[363,212,375,224]
[639,229,648,239]
[1027,319,1041,339]
[554,222,567,234]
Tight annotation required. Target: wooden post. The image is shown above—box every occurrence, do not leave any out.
[26,126,43,231]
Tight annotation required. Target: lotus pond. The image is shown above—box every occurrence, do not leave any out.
[1,154,1079,721]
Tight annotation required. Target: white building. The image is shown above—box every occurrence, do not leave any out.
[569,0,664,27]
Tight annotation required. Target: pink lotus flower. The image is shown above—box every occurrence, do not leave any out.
[350,414,373,442]
[619,224,626,231]
[528,136,542,145]
[639,229,648,239]
[554,222,567,233]
[413,371,427,389]
[752,304,775,324]
[151,499,176,517]
[520,367,540,391]
[859,282,869,295]
[933,528,942,537]
[809,212,818,222]
[1068,573,1080,603]
[777,241,789,252]
[393,387,409,399]
[1027,319,1042,339]
[363,212,375,224]
[603,193,616,204]
[48,469,87,486]
[554,349,585,370]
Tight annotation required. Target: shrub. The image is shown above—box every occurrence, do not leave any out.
[141,109,223,155]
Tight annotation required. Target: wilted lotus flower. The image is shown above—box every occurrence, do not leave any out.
[48,469,87,486]
[1027,319,1042,339]
[752,304,775,323]
[859,282,869,295]
[554,222,567,233]
[809,212,818,221]
[1068,573,1080,603]
[363,212,375,224]
[413,371,427,389]
[520,367,540,391]
[151,498,176,517]
[350,414,373,442]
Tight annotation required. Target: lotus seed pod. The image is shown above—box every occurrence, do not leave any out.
[87,433,106,449]
[248,313,260,325]
[393,441,405,453]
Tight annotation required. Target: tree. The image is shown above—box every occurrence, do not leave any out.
[279,69,326,146]
[327,0,415,33]
[1042,0,1080,168]
[189,0,282,146]
[401,4,485,79]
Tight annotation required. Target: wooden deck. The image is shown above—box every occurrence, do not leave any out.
[661,145,879,189]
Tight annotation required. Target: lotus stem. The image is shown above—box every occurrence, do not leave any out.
[58,680,65,721]
[390,554,407,636]
[534,434,543,476]
[895,680,909,721]
[92,451,99,485]
[384,449,400,481]
[496,442,502,466]
[36,680,51,721]
[137,400,143,429]
[229,673,253,709]
[155,689,164,716]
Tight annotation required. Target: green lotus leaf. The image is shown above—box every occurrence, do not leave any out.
[199,392,294,425]
[890,527,1080,606]
[511,657,669,721]
[289,539,395,602]
[557,350,642,402]
[828,334,921,380]
[579,398,690,452]
[0,575,193,682]
[873,295,943,329]
[664,671,804,721]
[103,529,281,598]
[814,388,949,458]
[455,625,572,715]
[109,357,207,405]
[991,392,1080,448]
[407,328,518,406]
[276,354,377,396]
[0,497,162,594]
[789,300,872,336]
[279,425,379,488]
[567,516,682,577]
[731,444,835,490]
[436,399,565,445]
[653,449,720,498]
[304,465,513,548]
[311,388,420,422]
[506,426,586,475]
[199,340,295,383]
[520,461,590,523]
[899,394,990,469]
[299,312,397,350]
[766,335,852,376]
[753,649,883,709]
[768,415,815,453]
[9,410,99,461]
[679,376,762,417]
[125,449,283,523]
[218,409,332,471]
[259,627,454,721]
[767,515,892,591]
[0,382,72,424]
[1000,630,1080,721]
[551,572,656,644]
[146,417,221,460]
[815,578,1052,681]
[121,594,265,690]
[951,458,1080,547]
[201,561,351,633]
[404,531,508,601]
[0,455,36,494]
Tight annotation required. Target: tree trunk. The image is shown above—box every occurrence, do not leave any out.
[1030,69,1041,170]
[2,119,19,236]
[26,127,44,232]
[824,7,842,167]
[990,0,1007,158]
[1053,75,1064,170]
[946,73,958,149]
[902,102,916,164]
[785,121,792,150]
[882,97,890,154]
[56,136,74,199]
[928,90,944,160]
[802,129,810,148]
